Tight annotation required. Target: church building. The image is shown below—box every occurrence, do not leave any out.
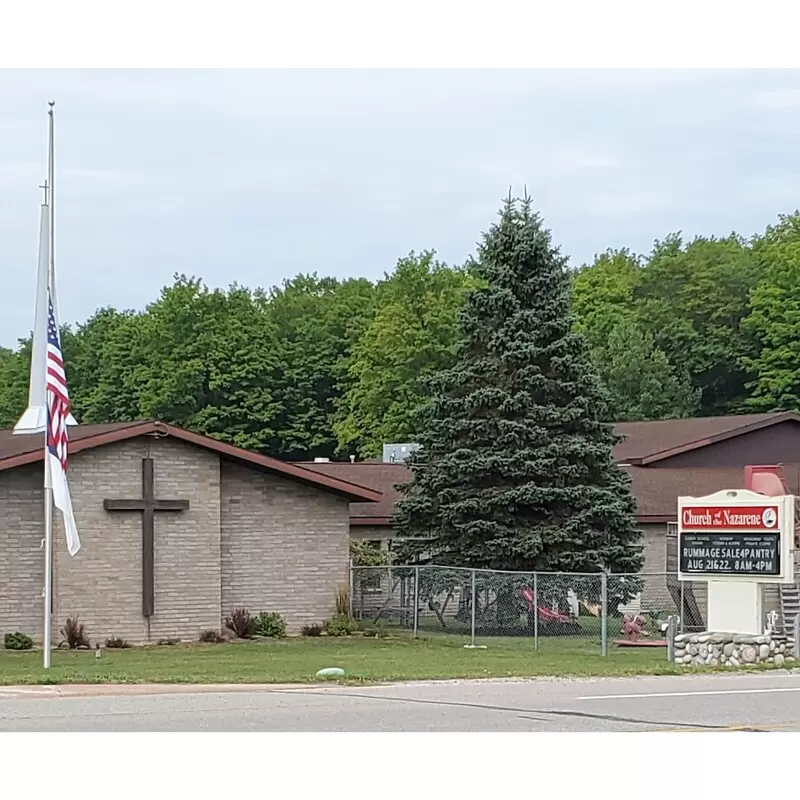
[0,420,382,643]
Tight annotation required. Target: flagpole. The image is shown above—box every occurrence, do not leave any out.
[42,102,55,670]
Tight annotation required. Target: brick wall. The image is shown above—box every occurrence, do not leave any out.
[0,464,45,638]
[221,461,350,633]
[52,436,222,644]
[0,436,222,644]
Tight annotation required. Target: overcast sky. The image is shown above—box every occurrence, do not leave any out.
[1,69,799,347]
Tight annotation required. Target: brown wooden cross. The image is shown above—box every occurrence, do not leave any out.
[103,458,189,618]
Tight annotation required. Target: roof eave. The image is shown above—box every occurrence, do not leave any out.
[635,411,800,465]
[0,420,383,504]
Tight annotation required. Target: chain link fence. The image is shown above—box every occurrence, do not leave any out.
[350,564,713,655]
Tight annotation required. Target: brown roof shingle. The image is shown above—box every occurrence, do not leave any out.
[298,462,409,522]
[614,411,800,464]
[0,420,383,504]
[626,465,800,519]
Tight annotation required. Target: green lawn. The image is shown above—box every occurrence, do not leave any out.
[0,632,679,686]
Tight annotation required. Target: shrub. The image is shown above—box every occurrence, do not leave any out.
[4,632,33,651]
[334,586,350,617]
[157,637,180,646]
[254,612,286,638]
[199,629,224,644]
[325,614,358,637]
[224,608,255,639]
[59,616,90,649]
[350,539,390,568]
[104,636,131,649]
[301,622,324,637]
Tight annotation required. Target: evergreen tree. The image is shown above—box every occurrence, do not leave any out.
[394,196,643,575]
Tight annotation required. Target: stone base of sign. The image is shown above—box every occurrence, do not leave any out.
[673,632,796,668]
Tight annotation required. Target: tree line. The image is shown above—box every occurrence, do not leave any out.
[1,209,799,460]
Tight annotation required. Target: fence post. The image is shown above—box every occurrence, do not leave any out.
[470,569,477,647]
[793,609,800,659]
[348,558,354,619]
[666,615,677,663]
[601,572,608,657]
[533,572,539,651]
[679,581,685,633]
[413,565,420,637]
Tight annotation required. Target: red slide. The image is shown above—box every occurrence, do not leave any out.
[520,588,572,623]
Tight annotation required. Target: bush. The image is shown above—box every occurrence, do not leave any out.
[4,632,33,651]
[301,622,324,637]
[157,637,180,646]
[254,612,286,638]
[325,614,358,637]
[199,629,225,643]
[224,608,255,639]
[104,636,131,649]
[59,616,90,649]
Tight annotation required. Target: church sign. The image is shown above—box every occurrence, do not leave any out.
[679,531,780,576]
[677,491,795,583]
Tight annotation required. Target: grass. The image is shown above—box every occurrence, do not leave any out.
[0,631,681,686]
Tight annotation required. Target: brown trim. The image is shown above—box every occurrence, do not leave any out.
[0,420,383,504]
[351,513,675,526]
[629,411,800,465]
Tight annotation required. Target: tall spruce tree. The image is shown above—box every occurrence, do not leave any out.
[394,196,643,574]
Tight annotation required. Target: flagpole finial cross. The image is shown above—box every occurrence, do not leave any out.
[39,179,49,205]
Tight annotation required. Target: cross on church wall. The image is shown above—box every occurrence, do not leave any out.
[103,458,189,618]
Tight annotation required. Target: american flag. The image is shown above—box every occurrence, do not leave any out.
[46,292,70,472]
[45,288,80,556]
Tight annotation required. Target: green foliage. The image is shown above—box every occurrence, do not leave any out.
[224,608,256,639]
[632,234,760,414]
[3,203,800,461]
[325,614,358,637]
[394,196,643,576]
[743,220,800,410]
[301,622,324,637]
[104,636,131,649]
[572,248,643,350]
[269,274,376,459]
[591,319,699,421]
[199,629,225,643]
[59,617,90,650]
[334,251,478,458]
[3,632,33,651]
[254,612,287,638]
[350,539,390,567]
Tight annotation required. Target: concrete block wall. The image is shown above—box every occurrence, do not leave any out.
[221,461,350,633]
[52,436,222,644]
[0,464,46,639]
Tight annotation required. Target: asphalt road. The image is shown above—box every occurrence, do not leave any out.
[3,672,800,731]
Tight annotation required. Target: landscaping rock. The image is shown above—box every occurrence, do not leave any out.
[672,632,786,669]
[741,645,758,663]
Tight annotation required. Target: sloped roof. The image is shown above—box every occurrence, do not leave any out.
[298,461,408,523]
[0,421,383,503]
[626,465,800,520]
[614,411,800,464]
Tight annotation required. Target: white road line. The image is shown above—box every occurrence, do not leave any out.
[578,686,800,701]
